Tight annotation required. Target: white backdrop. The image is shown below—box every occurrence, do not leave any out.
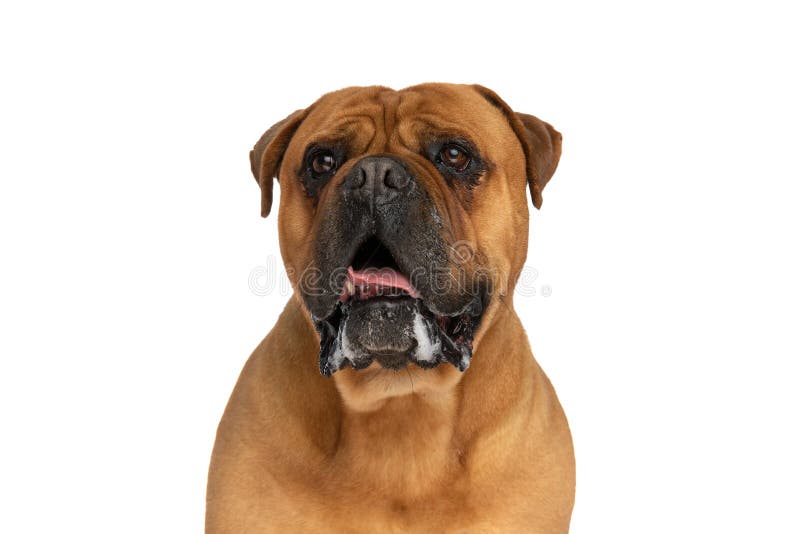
[1,1,798,532]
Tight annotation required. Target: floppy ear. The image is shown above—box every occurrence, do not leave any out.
[472,85,562,209]
[250,108,307,217]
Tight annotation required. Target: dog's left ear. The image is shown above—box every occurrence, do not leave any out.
[472,85,562,209]
[250,108,308,217]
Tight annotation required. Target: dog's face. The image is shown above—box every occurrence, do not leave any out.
[252,83,561,409]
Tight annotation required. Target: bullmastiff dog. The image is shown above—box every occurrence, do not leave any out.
[206,83,575,533]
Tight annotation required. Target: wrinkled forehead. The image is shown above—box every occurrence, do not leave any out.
[292,84,512,152]
[397,83,511,142]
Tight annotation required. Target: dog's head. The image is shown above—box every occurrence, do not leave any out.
[251,83,560,404]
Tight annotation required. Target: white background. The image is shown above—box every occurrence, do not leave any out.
[1,1,798,532]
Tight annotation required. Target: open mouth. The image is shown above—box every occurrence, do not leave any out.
[314,236,484,376]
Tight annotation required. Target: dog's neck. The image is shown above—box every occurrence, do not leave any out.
[332,389,461,498]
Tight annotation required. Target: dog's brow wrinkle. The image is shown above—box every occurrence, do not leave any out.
[330,114,377,153]
[379,91,400,150]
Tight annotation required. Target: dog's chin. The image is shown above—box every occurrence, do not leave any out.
[339,296,436,372]
[314,294,482,377]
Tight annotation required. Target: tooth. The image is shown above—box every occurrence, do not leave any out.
[345,280,355,296]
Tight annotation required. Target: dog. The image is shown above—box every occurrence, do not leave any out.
[206,83,575,533]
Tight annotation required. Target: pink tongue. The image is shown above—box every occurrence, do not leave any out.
[343,265,420,300]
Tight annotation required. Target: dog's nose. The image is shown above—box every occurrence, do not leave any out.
[344,156,411,205]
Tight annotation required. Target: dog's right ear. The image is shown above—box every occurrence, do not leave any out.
[250,109,308,217]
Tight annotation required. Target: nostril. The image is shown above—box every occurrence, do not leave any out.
[384,168,409,189]
[348,166,367,189]
[382,167,393,188]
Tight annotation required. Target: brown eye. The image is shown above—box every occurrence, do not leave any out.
[439,144,470,171]
[311,151,336,175]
